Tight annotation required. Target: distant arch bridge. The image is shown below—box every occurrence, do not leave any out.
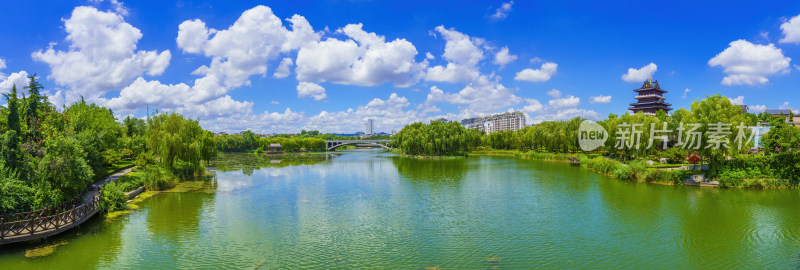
[325,140,392,151]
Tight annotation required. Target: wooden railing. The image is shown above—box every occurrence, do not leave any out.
[0,193,101,244]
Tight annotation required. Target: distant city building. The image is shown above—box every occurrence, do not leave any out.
[461,111,526,134]
[365,119,374,135]
[629,78,672,115]
[765,109,797,126]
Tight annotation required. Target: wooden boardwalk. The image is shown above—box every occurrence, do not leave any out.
[0,167,134,245]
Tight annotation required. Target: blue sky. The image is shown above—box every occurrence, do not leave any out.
[1,0,800,133]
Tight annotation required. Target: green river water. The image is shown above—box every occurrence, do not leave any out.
[1,150,800,269]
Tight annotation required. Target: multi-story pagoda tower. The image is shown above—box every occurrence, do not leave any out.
[629,78,672,115]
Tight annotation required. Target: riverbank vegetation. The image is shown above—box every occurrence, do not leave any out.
[214,130,327,152]
[392,121,481,156]
[394,95,800,188]
[0,77,217,213]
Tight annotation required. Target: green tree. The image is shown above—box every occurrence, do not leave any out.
[686,94,753,164]
[1,86,22,172]
[146,112,214,176]
[123,115,146,137]
[761,125,800,154]
[24,74,46,142]
[64,101,123,170]
[5,84,21,134]
[37,136,94,204]
[393,121,469,156]
[0,130,21,175]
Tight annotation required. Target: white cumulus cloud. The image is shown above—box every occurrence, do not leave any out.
[297,82,326,101]
[728,95,744,105]
[490,1,514,20]
[749,104,766,113]
[780,14,800,44]
[493,46,517,67]
[708,40,790,86]
[549,95,580,109]
[179,6,319,91]
[0,58,31,94]
[273,57,293,78]
[424,26,488,84]
[295,23,426,87]
[424,84,523,116]
[0,71,30,94]
[621,63,657,83]
[32,6,171,100]
[590,95,612,104]
[546,89,561,98]
[515,62,557,82]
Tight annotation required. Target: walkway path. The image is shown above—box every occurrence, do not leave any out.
[0,166,134,245]
[83,167,135,203]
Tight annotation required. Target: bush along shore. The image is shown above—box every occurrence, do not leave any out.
[469,150,697,186]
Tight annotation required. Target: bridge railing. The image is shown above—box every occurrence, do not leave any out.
[0,193,100,243]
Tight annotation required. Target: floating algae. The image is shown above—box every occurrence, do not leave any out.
[253,259,266,269]
[128,191,158,204]
[167,181,214,193]
[105,210,132,220]
[25,241,67,258]
[486,256,502,263]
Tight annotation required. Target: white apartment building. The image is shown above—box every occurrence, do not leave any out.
[460,111,526,134]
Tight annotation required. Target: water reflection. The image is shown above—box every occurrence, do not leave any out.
[2,151,800,268]
[390,156,467,183]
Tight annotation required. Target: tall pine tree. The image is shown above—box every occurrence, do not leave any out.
[25,74,45,142]
[5,84,20,133]
[2,84,21,171]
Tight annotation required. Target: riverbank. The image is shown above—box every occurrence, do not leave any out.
[388,148,466,159]
[468,150,706,187]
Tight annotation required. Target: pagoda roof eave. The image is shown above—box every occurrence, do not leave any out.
[630,102,672,106]
[630,105,673,109]
[633,88,667,93]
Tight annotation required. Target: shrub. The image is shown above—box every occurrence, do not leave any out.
[100,181,127,212]
[670,170,690,185]
[142,166,177,190]
[134,153,155,167]
[582,157,619,174]
[120,148,135,160]
[0,176,35,212]
[709,152,800,183]
[662,147,687,164]
[115,170,145,192]
[102,149,121,166]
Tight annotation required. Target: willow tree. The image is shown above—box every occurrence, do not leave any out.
[146,113,216,176]
[393,121,469,156]
[685,95,754,164]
